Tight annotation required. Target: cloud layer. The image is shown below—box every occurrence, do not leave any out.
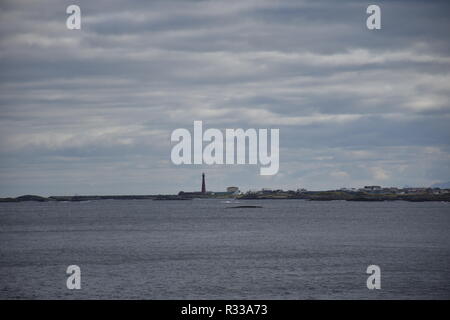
[1,0,450,195]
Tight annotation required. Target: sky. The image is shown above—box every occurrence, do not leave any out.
[0,0,450,196]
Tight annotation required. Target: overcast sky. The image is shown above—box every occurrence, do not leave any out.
[0,0,450,196]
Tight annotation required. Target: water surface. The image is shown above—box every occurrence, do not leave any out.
[0,200,449,299]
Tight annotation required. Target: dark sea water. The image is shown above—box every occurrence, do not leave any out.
[0,199,449,299]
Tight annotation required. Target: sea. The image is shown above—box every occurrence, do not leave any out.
[0,199,449,299]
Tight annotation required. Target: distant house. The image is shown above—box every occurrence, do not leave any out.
[226,186,239,194]
[358,186,383,194]
[403,188,431,194]
[363,186,382,191]
[382,187,400,194]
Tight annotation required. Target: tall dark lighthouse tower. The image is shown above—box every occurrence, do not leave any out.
[201,173,206,194]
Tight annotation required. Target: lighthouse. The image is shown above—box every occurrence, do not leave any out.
[201,173,206,194]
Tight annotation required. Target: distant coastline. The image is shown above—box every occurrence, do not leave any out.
[1,189,450,203]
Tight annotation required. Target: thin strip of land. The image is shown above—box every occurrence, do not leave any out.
[1,190,449,203]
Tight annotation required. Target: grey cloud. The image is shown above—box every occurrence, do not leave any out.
[0,0,450,196]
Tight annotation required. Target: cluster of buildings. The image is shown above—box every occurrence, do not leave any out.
[178,173,450,198]
[339,186,450,195]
